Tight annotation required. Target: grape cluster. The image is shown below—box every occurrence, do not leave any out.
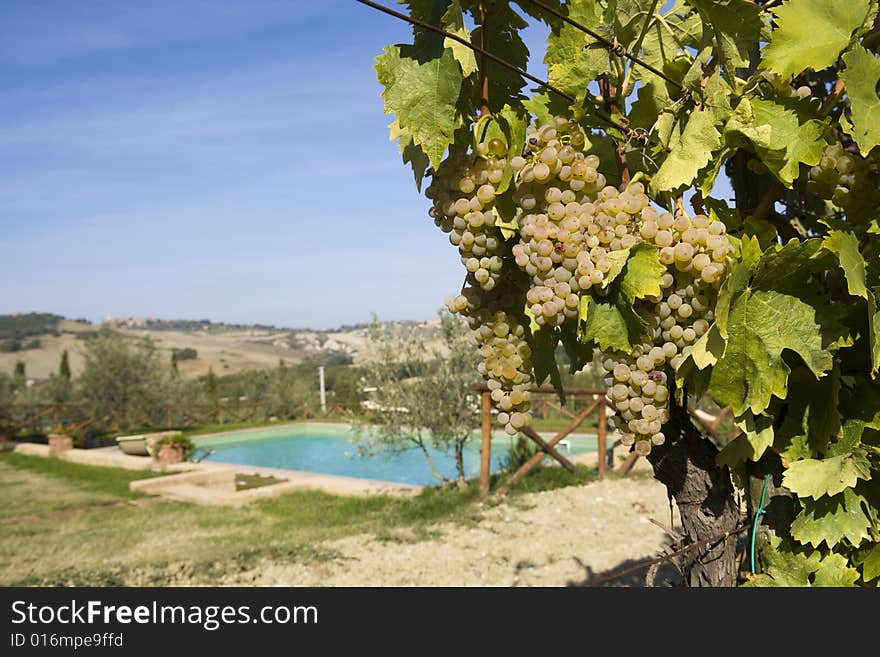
[511,117,637,327]
[447,283,534,435]
[806,143,879,211]
[427,143,509,291]
[426,114,734,447]
[601,211,731,456]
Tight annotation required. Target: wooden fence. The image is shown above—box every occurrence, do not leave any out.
[474,383,735,498]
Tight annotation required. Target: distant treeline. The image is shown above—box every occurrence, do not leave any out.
[112,317,428,335]
[0,313,66,352]
[111,318,286,333]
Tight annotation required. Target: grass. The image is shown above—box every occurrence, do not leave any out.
[0,451,595,586]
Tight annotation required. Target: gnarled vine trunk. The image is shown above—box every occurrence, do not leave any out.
[646,402,740,587]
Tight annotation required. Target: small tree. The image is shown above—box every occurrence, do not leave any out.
[12,361,25,390]
[354,310,481,485]
[78,330,165,429]
[59,350,71,381]
[266,359,312,419]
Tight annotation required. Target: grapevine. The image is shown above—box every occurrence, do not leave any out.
[370,0,880,587]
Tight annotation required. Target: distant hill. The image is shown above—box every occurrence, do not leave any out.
[0,313,441,381]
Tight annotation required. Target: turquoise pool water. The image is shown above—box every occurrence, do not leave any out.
[197,423,595,486]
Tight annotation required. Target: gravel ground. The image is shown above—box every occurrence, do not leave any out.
[227,474,683,587]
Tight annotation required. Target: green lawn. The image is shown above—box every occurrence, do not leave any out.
[0,451,594,586]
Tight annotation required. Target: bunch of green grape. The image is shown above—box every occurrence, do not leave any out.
[447,283,534,435]
[602,211,731,456]
[428,114,734,447]
[806,143,879,211]
[511,117,636,327]
[426,144,508,291]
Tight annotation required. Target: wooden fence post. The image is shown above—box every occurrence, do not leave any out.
[480,391,492,498]
[597,397,607,476]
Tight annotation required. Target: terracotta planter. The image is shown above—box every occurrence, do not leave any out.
[157,443,184,466]
[48,433,74,456]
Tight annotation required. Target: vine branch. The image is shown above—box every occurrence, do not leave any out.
[479,0,490,117]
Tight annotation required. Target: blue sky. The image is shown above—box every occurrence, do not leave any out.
[0,1,728,330]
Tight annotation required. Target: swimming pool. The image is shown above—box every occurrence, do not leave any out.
[196,423,596,486]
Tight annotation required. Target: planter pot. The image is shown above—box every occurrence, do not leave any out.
[48,433,74,456]
[156,444,184,466]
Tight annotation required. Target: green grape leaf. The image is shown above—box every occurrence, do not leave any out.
[441,0,478,77]
[783,451,872,499]
[544,0,608,104]
[690,323,725,370]
[762,0,870,80]
[523,301,541,334]
[522,92,554,127]
[791,489,874,549]
[737,412,775,461]
[752,238,824,295]
[857,543,880,581]
[628,77,672,133]
[375,45,463,169]
[601,248,631,290]
[827,419,866,459]
[496,106,528,196]
[606,0,659,51]
[701,72,734,126]
[578,297,633,353]
[749,537,820,586]
[841,46,880,155]
[774,367,841,459]
[650,110,721,193]
[716,434,754,469]
[389,119,430,191]
[812,553,860,587]
[755,102,826,186]
[868,289,880,378]
[686,0,762,75]
[618,244,666,303]
[725,98,827,186]
[709,290,832,416]
[715,235,761,338]
[824,230,868,299]
[704,196,742,232]
[559,320,594,375]
[528,325,565,404]
[742,216,779,251]
[718,411,774,467]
